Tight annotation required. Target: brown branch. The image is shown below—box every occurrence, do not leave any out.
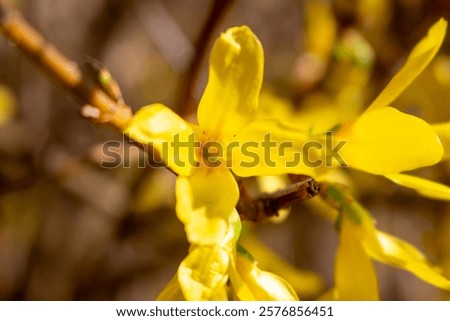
[237,177,321,222]
[0,2,133,131]
[178,0,236,116]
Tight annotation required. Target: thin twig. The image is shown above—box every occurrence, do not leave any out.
[178,0,236,116]
[237,177,321,222]
[0,2,133,131]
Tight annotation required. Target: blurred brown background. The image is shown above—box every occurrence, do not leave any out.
[0,0,450,300]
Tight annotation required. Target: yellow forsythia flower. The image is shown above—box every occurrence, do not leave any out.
[126,26,302,300]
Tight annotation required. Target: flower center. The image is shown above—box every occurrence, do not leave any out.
[198,139,226,169]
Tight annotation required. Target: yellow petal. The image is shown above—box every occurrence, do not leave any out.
[230,246,299,301]
[364,231,450,290]
[175,168,239,245]
[178,246,230,300]
[241,235,324,298]
[365,19,447,112]
[227,251,257,300]
[229,119,318,177]
[157,275,185,301]
[433,121,450,161]
[385,173,450,201]
[338,107,443,175]
[125,104,196,176]
[197,26,263,139]
[335,215,379,300]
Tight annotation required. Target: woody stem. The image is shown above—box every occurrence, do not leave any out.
[0,1,133,131]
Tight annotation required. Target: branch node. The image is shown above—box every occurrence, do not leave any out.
[0,4,133,131]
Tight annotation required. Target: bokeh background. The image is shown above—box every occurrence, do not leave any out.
[0,0,450,300]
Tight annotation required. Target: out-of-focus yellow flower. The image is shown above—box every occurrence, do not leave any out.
[304,0,336,62]
[293,0,336,89]
[325,185,450,300]
[0,86,16,126]
[270,28,376,135]
[354,0,392,49]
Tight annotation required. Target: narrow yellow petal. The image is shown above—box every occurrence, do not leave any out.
[365,19,447,112]
[178,246,230,300]
[241,235,324,298]
[229,119,318,177]
[230,247,299,301]
[125,104,196,176]
[364,231,450,290]
[157,275,185,301]
[228,251,257,300]
[335,216,379,300]
[339,107,443,175]
[197,26,263,139]
[175,168,239,245]
[385,173,450,201]
[433,121,450,161]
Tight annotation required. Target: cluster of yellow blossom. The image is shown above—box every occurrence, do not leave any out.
[125,18,450,300]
